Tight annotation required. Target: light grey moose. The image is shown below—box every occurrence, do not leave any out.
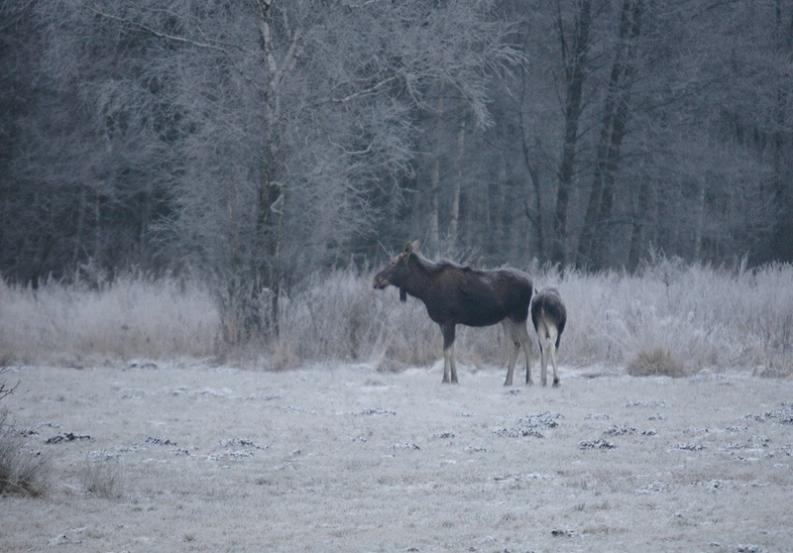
[530,287,567,386]
[373,241,534,385]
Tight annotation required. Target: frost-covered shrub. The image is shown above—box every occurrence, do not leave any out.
[0,409,50,496]
[742,263,793,376]
[546,261,793,376]
[626,347,687,378]
[80,458,124,498]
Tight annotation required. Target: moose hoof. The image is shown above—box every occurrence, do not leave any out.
[553,378,560,387]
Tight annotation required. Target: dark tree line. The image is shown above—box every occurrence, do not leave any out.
[1,0,791,337]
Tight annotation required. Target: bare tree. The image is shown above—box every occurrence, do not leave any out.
[2,0,792,315]
[576,0,642,269]
[551,0,593,267]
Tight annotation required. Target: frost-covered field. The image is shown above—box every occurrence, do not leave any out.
[2,362,793,552]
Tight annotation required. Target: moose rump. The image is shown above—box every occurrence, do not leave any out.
[373,241,534,384]
[530,287,567,387]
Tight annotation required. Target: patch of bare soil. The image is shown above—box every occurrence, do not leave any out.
[2,364,792,552]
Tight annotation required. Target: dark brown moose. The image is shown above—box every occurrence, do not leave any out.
[530,287,567,387]
[373,241,534,385]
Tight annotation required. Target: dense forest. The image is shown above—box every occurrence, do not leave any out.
[1,1,792,339]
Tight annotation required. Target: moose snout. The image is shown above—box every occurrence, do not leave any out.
[373,275,389,289]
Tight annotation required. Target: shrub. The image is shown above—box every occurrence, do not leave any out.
[626,347,688,378]
[0,409,50,496]
[80,458,124,498]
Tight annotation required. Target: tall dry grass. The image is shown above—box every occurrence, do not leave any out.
[0,275,218,366]
[525,259,793,375]
[0,407,50,496]
[275,260,793,376]
[1,261,791,376]
[271,269,503,370]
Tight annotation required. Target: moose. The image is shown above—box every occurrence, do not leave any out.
[373,241,534,385]
[530,287,567,387]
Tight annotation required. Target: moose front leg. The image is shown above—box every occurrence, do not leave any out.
[502,319,519,386]
[441,323,458,384]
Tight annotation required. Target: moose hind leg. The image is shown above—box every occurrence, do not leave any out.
[441,324,457,384]
[550,343,560,386]
[536,321,549,386]
[547,326,560,387]
[539,321,559,386]
[449,342,458,384]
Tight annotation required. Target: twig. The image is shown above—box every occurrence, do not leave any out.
[83,4,240,54]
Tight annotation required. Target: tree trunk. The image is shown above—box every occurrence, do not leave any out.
[591,0,642,269]
[492,154,508,259]
[256,160,282,337]
[429,96,445,253]
[771,0,793,261]
[251,1,291,338]
[519,61,545,261]
[693,179,706,260]
[576,0,632,269]
[429,155,441,253]
[262,60,280,336]
[552,0,593,267]
[448,118,465,250]
[591,89,627,266]
[627,177,650,271]
[138,180,152,264]
[94,188,101,263]
[72,186,86,267]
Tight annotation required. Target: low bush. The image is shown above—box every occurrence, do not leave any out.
[79,458,124,498]
[626,347,688,378]
[0,409,50,496]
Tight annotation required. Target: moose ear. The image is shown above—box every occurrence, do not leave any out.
[404,240,420,253]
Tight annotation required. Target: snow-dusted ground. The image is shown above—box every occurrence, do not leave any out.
[2,362,793,552]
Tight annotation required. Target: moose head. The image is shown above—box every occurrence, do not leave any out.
[373,240,420,302]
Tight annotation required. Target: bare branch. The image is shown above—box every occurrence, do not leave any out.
[82,4,240,54]
[334,76,400,104]
[0,369,18,402]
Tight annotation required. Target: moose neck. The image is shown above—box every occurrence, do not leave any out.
[397,254,435,301]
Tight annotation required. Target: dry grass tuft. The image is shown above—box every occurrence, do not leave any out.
[80,458,124,498]
[626,347,688,378]
[0,410,50,496]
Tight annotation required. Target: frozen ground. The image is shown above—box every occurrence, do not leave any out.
[2,362,793,552]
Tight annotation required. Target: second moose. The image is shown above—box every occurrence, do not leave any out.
[530,287,567,387]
